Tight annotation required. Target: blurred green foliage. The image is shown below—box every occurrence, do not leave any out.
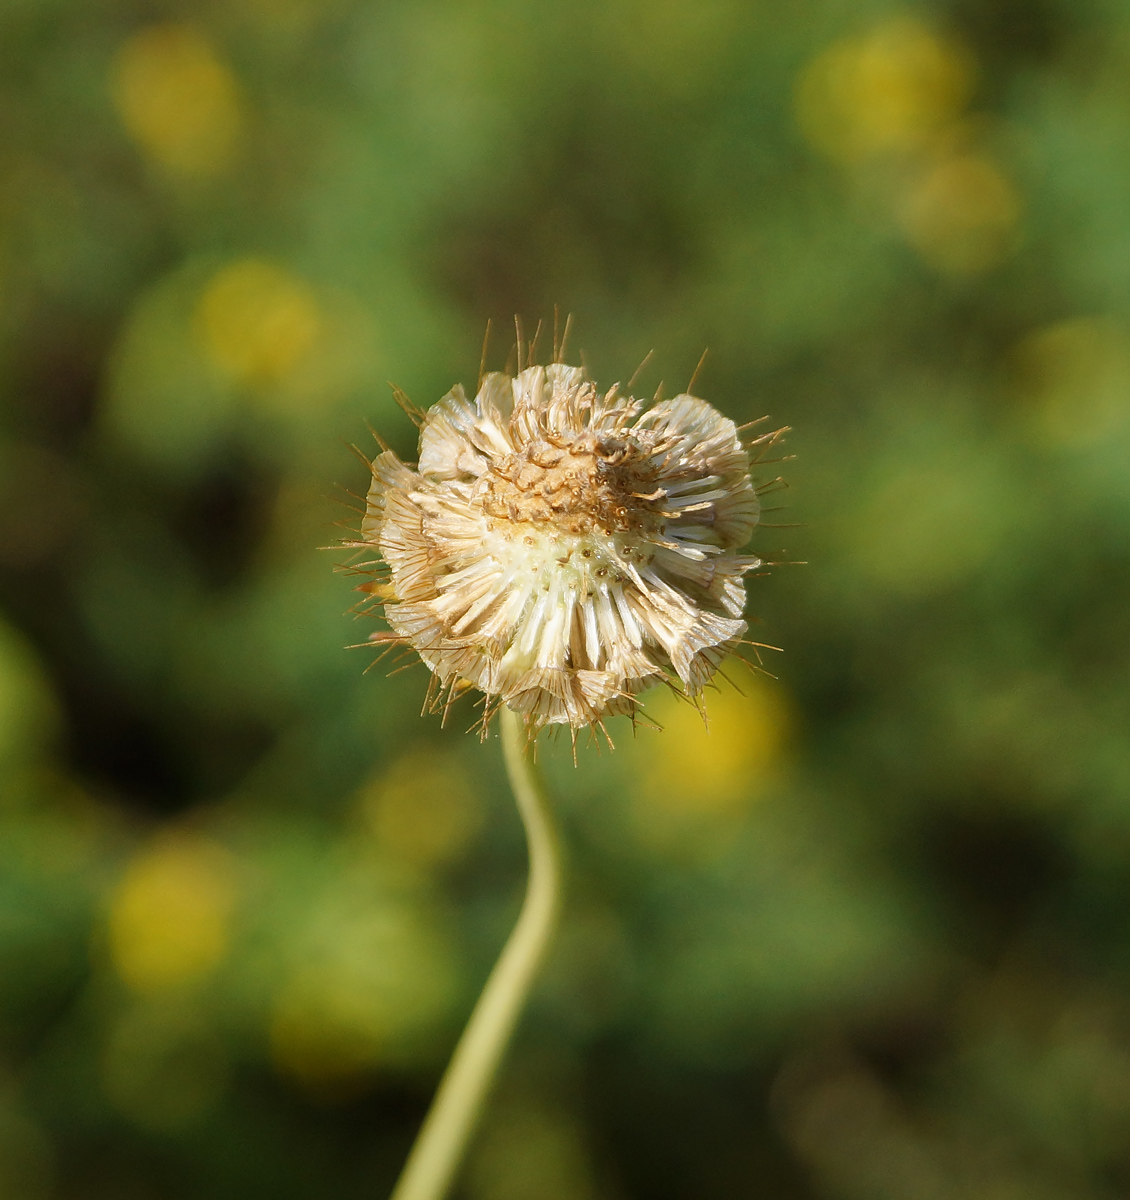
[2,0,1130,1196]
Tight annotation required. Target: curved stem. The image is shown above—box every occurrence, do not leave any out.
[389,708,563,1200]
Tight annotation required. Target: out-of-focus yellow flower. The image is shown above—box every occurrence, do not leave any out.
[1012,317,1130,447]
[357,750,483,870]
[107,834,237,993]
[796,20,1021,277]
[897,151,1021,275]
[628,672,790,854]
[195,259,322,387]
[796,19,975,164]
[111,24,243,177]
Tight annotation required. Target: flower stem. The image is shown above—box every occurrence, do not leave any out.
[388,708,563,1200]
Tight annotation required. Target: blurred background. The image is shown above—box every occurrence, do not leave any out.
[2,0,1130,1196]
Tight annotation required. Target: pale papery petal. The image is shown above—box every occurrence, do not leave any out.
[418,386,491,481]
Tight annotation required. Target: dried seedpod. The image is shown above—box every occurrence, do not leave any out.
[348,358,785,734]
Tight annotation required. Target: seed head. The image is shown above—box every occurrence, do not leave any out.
[349,362,782,733]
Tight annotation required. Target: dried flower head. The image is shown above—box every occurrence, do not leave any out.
[349,355,784,733]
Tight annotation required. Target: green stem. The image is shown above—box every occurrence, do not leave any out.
[389,708,563,1200]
